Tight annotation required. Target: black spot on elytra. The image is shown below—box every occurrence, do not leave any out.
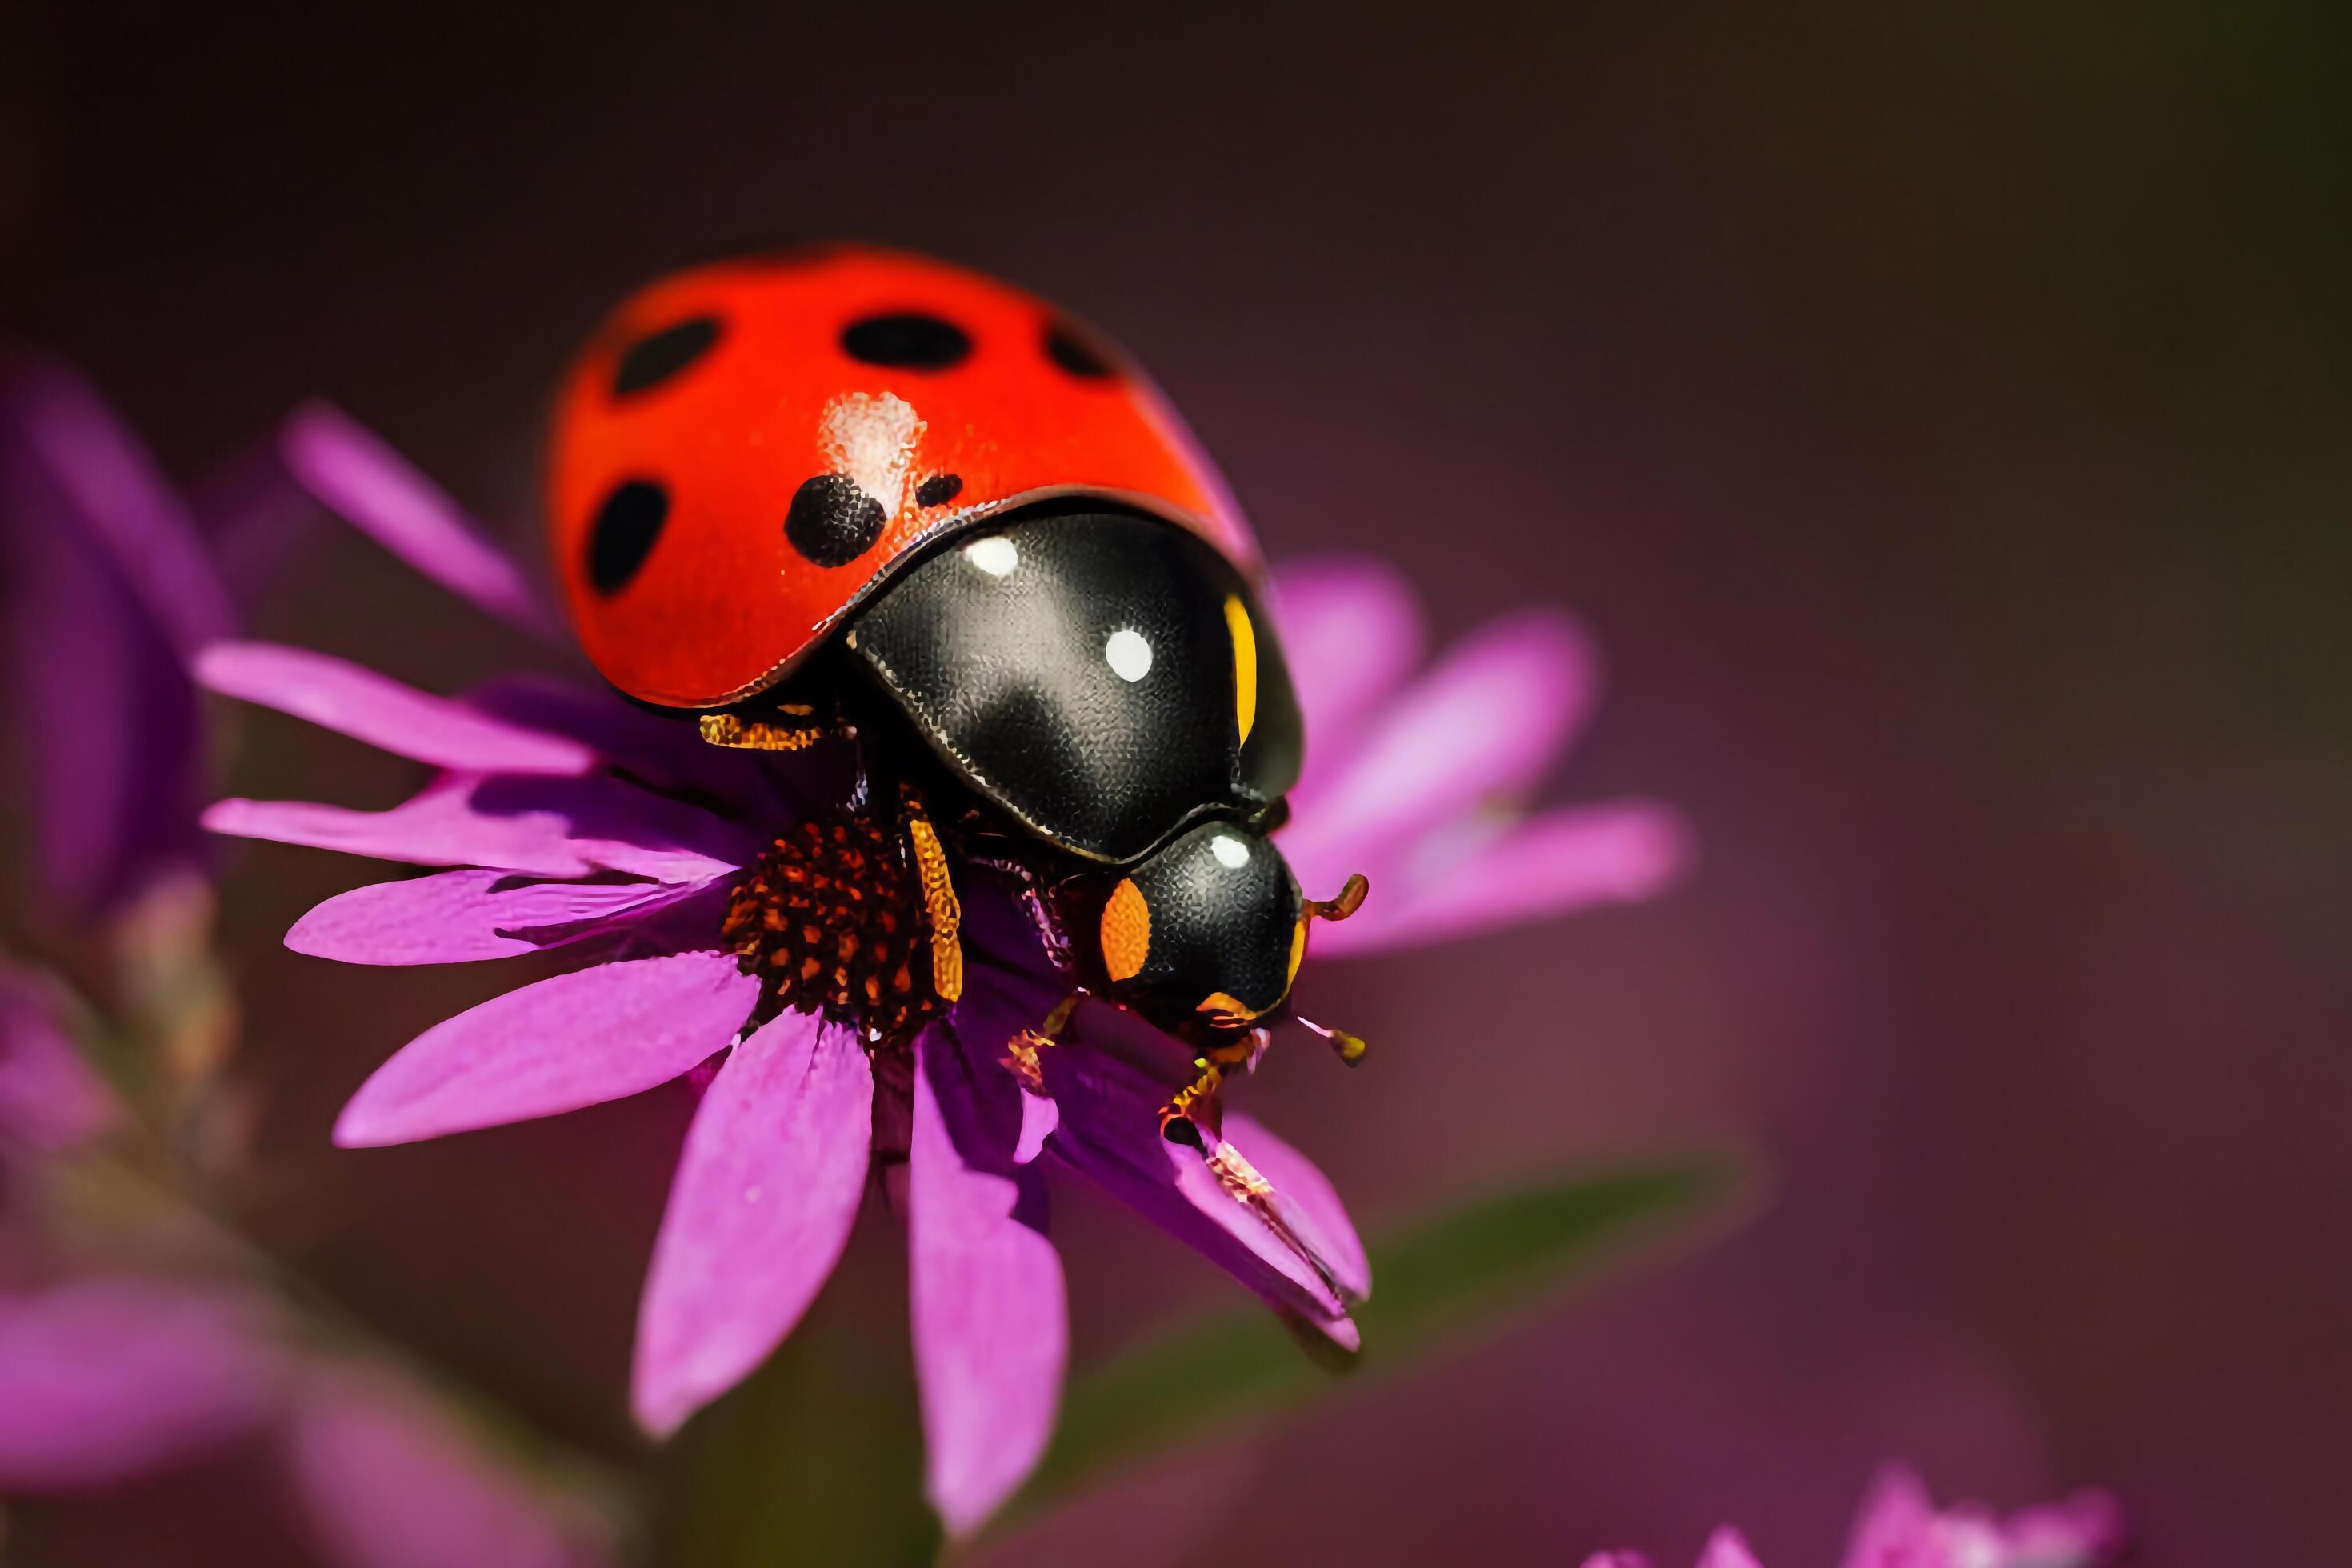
[915,474,963,507]
[611,316,722,397]
[841,313,970,370]
[1042,319,1115,378]
[786,474,886,567]
[586,479,669,594]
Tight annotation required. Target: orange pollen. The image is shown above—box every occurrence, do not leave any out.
[720,814,949,1050]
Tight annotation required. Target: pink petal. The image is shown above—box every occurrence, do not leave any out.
[280,402,558,637]
[1266,555,1426,789]
[0,1279,286,1490]
[1012,1089,1058,1165]
[1698,1529,1766,1568]
[203,777,593,878]
[458,775,751,884]
[910,1029,1066,1536]
[1580,1556,1651,1568]
[1282,612,1598,892]
[195,433,319,603]
[0,964,118,1150]
[206,773,749,884]
[1842,1467,2126,1568]
[1,358,233,654]
[1037,1002,1353,1330]
[196,641,595,776]
[288,870,697,966]
[2,365,215,914]
[463,675,795,816]
[2002,1490,2128,1561]
[1310,800,1692,957]
[287,1369,612,1568]
[334,952,755,1146]
[1218,1112,1370,1302]
[1842,1465,1938,1567]
[633,1013,874,1435]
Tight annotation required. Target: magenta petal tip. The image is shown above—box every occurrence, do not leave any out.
[333,953,755,1147]
[632,1014,874,1437]
[1695,1527,1764,1568]
[194,639,597,777]
[279,400,560,639]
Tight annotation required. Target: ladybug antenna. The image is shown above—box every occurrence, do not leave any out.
[1295,1013,1369,1066]
[1304,872,1369,924]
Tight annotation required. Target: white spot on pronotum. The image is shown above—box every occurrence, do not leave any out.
[963,536,1019,577]
[1105,627,1153,682]
[818,391,925,514]
[1210,833,1250,869]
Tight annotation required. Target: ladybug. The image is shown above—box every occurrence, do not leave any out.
[547,245,1366,1126]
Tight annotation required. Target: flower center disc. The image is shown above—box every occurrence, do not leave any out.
[721,816,947,1049]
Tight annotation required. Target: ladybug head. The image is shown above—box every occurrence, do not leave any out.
[545,245,1259,712]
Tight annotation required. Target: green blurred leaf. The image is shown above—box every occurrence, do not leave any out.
[998,1154,1742,1534]
[656,1260,937,1568]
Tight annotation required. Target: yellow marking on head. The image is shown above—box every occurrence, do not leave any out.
[1224,593,1258,745]
[1286,913,1310,986]
[1195,990,1264,1025]
[1101,878,1151,982]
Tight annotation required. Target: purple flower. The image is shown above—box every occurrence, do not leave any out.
[0,359,233,922]
[184,406,1686,1533]
[1270,557,1690,956]
[0,1274,613,1566]
[1582,1466,2127,1568]
[0,373,612,1565]
[0,964,118,1158]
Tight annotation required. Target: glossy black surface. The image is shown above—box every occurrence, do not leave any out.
[846,509,1302,864]
[585,478,669,594]
[1106,820,1305,1025]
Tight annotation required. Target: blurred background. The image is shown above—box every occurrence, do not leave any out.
[3,2,2346,1562]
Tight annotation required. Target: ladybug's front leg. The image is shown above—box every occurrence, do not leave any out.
[697,702,830,753]
[1158,1027,1270,1139]
[897,787,963,1005]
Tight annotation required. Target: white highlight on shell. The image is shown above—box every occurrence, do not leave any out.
[1210,833,1250,869]
[963,536,1020,578]
[1104,627,1154,682]
[818,391,925,514]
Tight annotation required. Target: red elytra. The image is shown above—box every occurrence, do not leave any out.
[546,245,1258,710]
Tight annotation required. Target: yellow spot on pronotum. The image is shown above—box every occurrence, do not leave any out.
[1101,878,1151,982]
[1224,593,1258,745]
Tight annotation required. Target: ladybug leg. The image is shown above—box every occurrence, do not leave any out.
[1158,1026,1266,1140]
[698,706,830,752]
[998,987,1085,1097]
[897,786,963,1005]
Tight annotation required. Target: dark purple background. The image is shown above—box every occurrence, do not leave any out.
[6,3,2347,1562]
